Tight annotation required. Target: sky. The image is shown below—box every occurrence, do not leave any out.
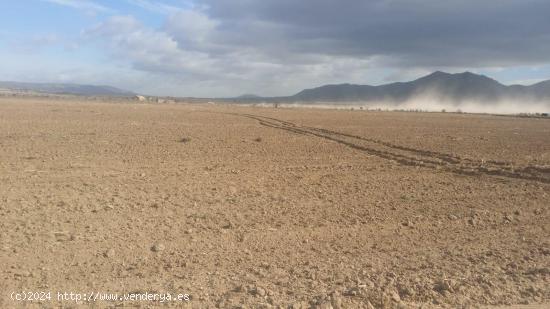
[1,0,550,97]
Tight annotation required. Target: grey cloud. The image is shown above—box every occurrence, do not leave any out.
[196,0,550,67]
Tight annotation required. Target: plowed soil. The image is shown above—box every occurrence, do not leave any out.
[1,97,549,308]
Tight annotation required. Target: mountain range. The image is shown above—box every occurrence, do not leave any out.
[0,81,134,96]
[2,72,550,103]
[238,71,550,104]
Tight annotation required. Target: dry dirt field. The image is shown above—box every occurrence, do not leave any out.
[1,97,549,308]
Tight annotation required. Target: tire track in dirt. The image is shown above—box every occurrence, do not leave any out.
[234,113,550,184]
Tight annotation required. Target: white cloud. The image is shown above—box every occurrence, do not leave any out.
[508,78,547,86]
[165,9,218,48]
[6,33,62,53]
[125,0,182,15]
[84,16,221,78]
[42,0,112,13]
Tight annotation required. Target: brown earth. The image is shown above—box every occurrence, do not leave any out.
[0,97,549,308]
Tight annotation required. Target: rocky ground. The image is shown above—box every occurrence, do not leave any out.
[0,97,549,308]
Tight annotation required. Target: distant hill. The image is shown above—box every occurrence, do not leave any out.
[0,81,134,96]
[528,80,550,98]
[286,71,550,103]
[236,94,262,99]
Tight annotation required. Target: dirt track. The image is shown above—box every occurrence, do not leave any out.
[1,98,549,308]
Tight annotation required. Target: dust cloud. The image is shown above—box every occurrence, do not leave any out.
[243,96,550,115]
